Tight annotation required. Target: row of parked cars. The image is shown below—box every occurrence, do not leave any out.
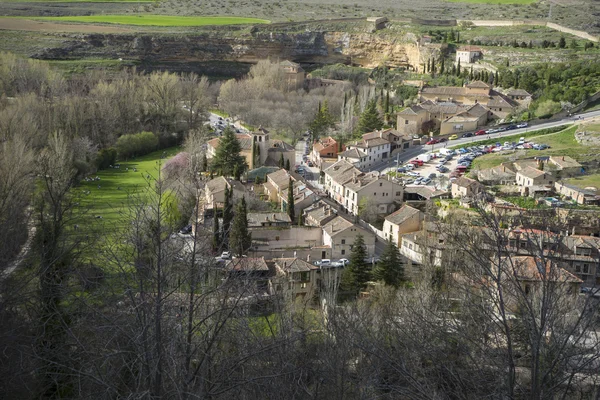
[426,123,530,143]
[313,258,349,268]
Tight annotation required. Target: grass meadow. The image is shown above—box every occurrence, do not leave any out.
[37,15,269,26]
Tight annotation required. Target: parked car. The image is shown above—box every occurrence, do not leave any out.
[338,258,349,266]
[518,137,526,144]
[407,171,421,177]
[449,134,459,140]
[313,259,331,267]
[428,173,437,179]
[403,178,414,184]
[438,137,448,142]
[410,159,424,167]
[516,122,529,128]
[506,124,517,130]
[487,128,501,134]
[463,132,474,138]
[475,130,487,136]
[397,167,407,173]
[307,161,314,167]
[426,139,439,145]
[179,224,192,234]
[438,166,449,173]
[220,251,232,260]
[421,177,432,185]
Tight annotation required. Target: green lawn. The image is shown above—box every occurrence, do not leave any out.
[445,0,535,3]
[76,147,179,232]
[565,174,600,190]
[36,15,270,26]
[472,125,600,170]
[0,0,153,2]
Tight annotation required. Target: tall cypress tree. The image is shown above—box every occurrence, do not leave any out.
[279,153,284,168]
[285,158,290,171]
[456,59,461,76]
[374,240,405,288]
[287,178,295,223]
[222,185,233,247]
[229,197,252,256]
[440,57,445,74]
[212,205,220,252]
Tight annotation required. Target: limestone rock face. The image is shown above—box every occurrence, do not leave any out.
[32,29,442,71]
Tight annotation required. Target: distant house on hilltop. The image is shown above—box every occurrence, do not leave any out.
[456,45,482,64]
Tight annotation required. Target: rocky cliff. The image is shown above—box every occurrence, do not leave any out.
[33,29,442,73]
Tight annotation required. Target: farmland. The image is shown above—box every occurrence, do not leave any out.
[36,15,270,27]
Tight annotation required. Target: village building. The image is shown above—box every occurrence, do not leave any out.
[345,137,391,170]
[477,165,517,185]
[548,156,582,177]
[272,258,319,302]
[516,167,553,188]
[382,205,425,247]
[451,176,484,199]
[280,181,319,216]
[455,45,483,64]
[554,182,600,206]
[247,212,292,228]
[303,201,338,227]
[322,216,376,259]
[279,60,306,89]
[263,169,296,203]
[311,136,345,168]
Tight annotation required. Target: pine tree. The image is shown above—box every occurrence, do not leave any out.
[222,186,233,247]
[358,99,384,134]
[211,126,247,177]
[346,234,371,292]
[229,197,252,256]
[374,240,405,288]
[287,177,295,222]
[212,205,220,252]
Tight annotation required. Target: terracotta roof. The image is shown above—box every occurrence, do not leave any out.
[458,46,483,52]
[487,94,517,108]
[453,176,480,189]
[225,257,270,272]
[208,133,254,151]
[339,148,366,159]
[206,176,228,194]
[351,137,390,148]
[445,113,479,123]
[247,212,291,227]
[465,80,491,89]
[304,202,337,225]
[398,105,426,116]
[549,156,581,169]
[385,204,421,226]
[344,174,382,192]
[273,258,318,273]
[506,256,582,283]
[266,168,292,189]
[517,167,546,180]
[322,216,371,238]
[477,165,516,181]
[323,160,362,184]
[506,89,531,97]
[465,103,490,118]
[420,101,471,115]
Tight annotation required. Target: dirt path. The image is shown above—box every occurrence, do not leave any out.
[0,18,134,33]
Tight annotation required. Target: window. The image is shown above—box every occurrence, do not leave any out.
[409,243,413,250]
[374,193,376,196]
[583,264,590,274]
[396,191,401,196]
[379,182,383,187]
[341,239,346,245]
[404,120,409,125]
[341,249,346,255]
[300,283,307,289]
[575,264,582,273]
[509,239,516,248]
[520,241,527,249]
[576,247,592,256]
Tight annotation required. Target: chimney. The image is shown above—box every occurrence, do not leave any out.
[562,156,565,161]
[353,172,357,183]
[379,130,383,139]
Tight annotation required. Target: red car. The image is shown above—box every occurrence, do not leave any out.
[475,130,487,136]
[409,160,424,167]
[426,139,439,145]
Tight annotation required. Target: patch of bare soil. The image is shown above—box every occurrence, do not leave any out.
[0,18,133,33]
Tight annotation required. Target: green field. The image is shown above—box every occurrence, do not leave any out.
[0,0,153,2]
[445,0,535,4]
[471,125,599,170]
[36,15,270,26]
[77,147,179,231]
[566,174,600,190]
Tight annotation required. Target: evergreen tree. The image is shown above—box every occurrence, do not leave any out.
[495,71,499,87]
[570,39,578,50]
[211,126,247,177]
[229,197,252,256]
[528,40,533,48]
[212,205,220,252]
[559,36,566,49]
[222,186,233,247]
[346,234,371,292]
[374,240,405,288]
[357,99,384,134]
[309,101,335,140]
[427,58,431,73]
[449,29,455,42]
[384,91,390,114]
[469,66,474,80]
[287,177,295,223]
[440,57,445,74]
[279,153,284,168]
[285,158,290,171]
[456,59,461,76]
[456,30,460,43]
[201,152,208,172]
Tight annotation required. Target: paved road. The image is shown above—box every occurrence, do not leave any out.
[375,109,600,173]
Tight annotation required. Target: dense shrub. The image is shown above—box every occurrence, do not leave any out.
[96,147,117,170]
[115,131,159,159]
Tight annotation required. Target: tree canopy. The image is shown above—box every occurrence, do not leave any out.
[357,99,383,134]
[374,240,406,288]
[210,127,247,177]
[229,197,252,256]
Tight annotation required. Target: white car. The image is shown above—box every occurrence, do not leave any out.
[407,171,421,177]
[338,258,349,266]
[518,137,526,144]
[313,259,331,267]
[220,251,232,260]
